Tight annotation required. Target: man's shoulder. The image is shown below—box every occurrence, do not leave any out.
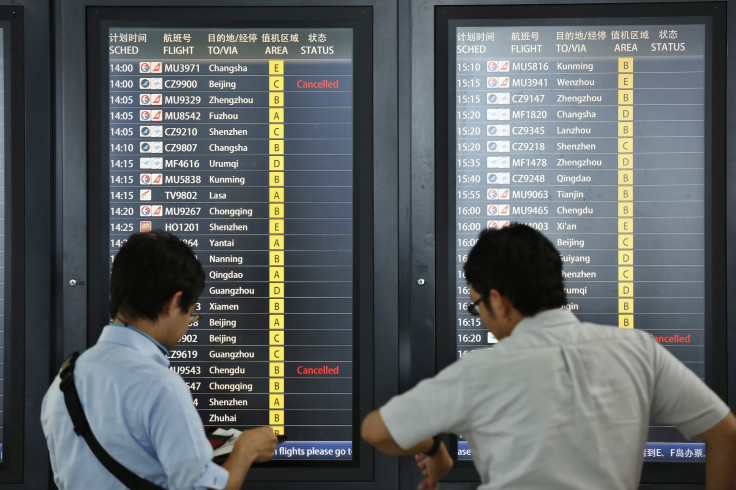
[77,343,174,387]
[503,318,656,355]
[576,321,654,343]
[455,344,524,368]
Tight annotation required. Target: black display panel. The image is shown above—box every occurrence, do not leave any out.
[436,3,726,483]
[0,6,23,479]
[0,20,6,464]
[88,7,373,476]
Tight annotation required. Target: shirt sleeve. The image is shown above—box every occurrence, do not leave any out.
[191,461,229,490]
[649,340,730,439]
[148,371,230,490]
[380,359,468,450]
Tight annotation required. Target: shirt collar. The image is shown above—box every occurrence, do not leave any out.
[97,324,170,367]
[510,308,579,337]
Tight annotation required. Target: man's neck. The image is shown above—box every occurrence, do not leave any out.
[507,307,560,336]
[113,317,170,355]
[114,316,162,342]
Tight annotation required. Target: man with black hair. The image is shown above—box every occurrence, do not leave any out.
[362,223,736,489]
[42,231,277,489]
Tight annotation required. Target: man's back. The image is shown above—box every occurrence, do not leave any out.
[463,310,657,488]
[41,326,225,489]
[380,309,729,489]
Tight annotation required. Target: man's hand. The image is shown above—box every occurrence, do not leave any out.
[362,409,454,488]
[235,426,279,463]
[220,426,278,490]
[415,442,453,490]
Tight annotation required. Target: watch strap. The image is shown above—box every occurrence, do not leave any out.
[423,435,442,456]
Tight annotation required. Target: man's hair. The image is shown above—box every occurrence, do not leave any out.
[109,231,205,321]
[464,223,566,316]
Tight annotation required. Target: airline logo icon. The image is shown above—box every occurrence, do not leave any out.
[486,77,509,88]
[488,332,499,344]
[141,173,164,186]
[487,93,510,105]
[487,60,509,72]
[487,125,510,136]
[487,156,510,168]
[140,157,163,169]
[487,109,510,121]
[140,94,162,105]
[487,221,510,229]
[151,205,163,217]
[140,189,152,201]
[139,78,162,90]
[487,188,509,200]
[140,205,152,217]
[487,172,510,184]
[140,61,163,73]
[140,126,163,137]
[491,204,510,216]
[139,110,164,121]
[139,110,163,121]
[139,221,152,232]
[487,141,510,153]
[140,141,163,153]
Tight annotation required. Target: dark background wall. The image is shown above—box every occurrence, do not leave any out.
[0,0,731,488]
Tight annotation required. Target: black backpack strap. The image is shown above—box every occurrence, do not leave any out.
[59,352,166,490]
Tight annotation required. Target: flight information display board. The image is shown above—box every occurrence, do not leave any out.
[103,23,363,462]
[0,26,5,462]
[440,6,725,466]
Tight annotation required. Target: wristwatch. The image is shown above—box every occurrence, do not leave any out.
[422,435,442,456]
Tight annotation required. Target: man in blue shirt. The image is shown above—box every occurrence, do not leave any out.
[42,231,277,489]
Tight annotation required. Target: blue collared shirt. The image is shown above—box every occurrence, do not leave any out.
[41,325,229,489]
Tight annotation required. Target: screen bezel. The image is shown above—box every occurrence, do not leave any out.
[87,6,374,481]
[0,6,24,482]
[435,2,727,484]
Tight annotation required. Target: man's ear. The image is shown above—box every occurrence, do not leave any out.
[162,291,184,317]
[488,289,502,316]
[489,289,512,319]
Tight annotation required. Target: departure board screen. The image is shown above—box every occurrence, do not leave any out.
[0,26,5,462]
[99,16,370,463]
[440,5,725,466]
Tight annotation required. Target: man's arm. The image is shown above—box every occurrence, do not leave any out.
[362,410,454,490]
[362,409,437,455]
[217,426,278,490]
[699,412,736,490]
